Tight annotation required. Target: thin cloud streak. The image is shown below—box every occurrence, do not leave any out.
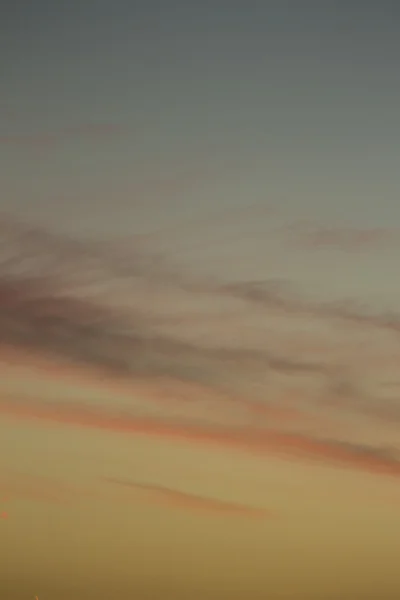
[104,477,273,519]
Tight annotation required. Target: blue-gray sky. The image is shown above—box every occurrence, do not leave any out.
[2,1,400,303]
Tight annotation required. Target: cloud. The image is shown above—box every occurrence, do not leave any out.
[219,279,400,335]
[2,215,400,444]
[0,336,338,435]
[285,222,399,252]
[1,394,400,480]
[103,477,272,519]
[0,123,123,147]
[0,268,335,390]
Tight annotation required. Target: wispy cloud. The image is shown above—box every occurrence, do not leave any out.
[1,394,399,480]
[285,222,399,252]
[103,477,273,519]
[2,215,400,465]
[219,279,400,335]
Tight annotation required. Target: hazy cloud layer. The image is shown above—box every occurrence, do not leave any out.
[2,215,400,435]
[286,222,400,252]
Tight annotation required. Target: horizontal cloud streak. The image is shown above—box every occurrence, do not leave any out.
[1,394,400,480]
[104,477,272,519]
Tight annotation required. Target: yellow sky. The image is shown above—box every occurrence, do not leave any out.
[2,350,400,599]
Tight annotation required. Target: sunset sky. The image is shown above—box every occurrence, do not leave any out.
[2,1,400,599]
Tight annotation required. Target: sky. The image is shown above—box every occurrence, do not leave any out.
[2,1,400,598]
[3,1,400,299]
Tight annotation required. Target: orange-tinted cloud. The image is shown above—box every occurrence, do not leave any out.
[103,477,273,519]
[0,339,337,436]
[1,395,400,480]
